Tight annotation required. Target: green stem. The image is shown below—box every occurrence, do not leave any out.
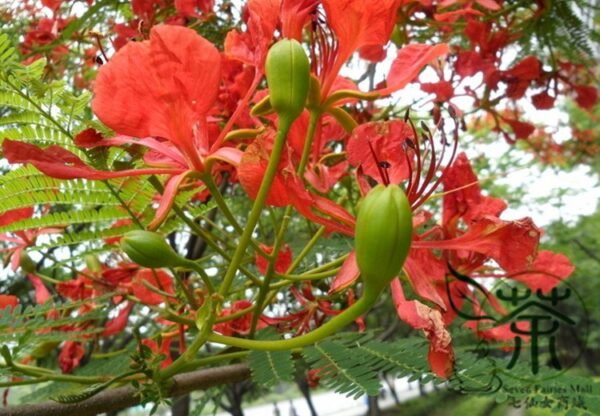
[178,350,249,373]
[148,176,261,286]
[202,174,270,258]
[297,110,322,176]
[181,259,215,294]
[217,118,293,298]
[273,268,341,283]
[249,206,292,334]
[157,117,294,381]
[286,226,326,274]
[248,111,322,334]
[208,286,379,351]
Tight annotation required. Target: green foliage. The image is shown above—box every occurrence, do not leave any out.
[248,334,440,399]
[248,350,295,387]
[524,0,597,64]
[0,296,112,347]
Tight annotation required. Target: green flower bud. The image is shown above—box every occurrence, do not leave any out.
[30,341,60,359]
[84,254,102,273]
[121,231,183,269]
[265,39,310,124]
[355,185,413,292]
[19,251,37,273]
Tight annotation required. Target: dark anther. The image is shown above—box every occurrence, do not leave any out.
[420,122,431,135]
[448,105,457,120]
[95,56,104,65]
[404,108,410,122]
[378,161,391,169]
[404,138,415,149]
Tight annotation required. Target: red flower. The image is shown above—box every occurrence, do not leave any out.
[4,25,242,229]
[332,131,574,377]
[573,85,598,109]
[131,269,175,306]
[263,283,352,336]
[255,244,293,275]
[0,207,61,271]
[102,302,135,336]
[0,295,19,310]
[58,341,85,373]
[213,300,268,336]
[391,280,454,378]
[142,337,173,368]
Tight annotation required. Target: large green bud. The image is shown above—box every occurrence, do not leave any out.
[121,230,183,269]
[355,185,413,293]
[265,39,310,124]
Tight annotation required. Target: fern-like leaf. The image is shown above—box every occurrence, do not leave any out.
[304,339,382,398]
[249,350,295,387]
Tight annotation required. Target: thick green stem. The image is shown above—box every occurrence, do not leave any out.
[208,285,380,351]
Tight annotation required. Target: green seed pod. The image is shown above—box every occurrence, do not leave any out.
[265,39,310,124]
[121,230,183,269]
[355,185,413,293]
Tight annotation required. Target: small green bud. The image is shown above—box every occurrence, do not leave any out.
[19,252,37,273]
[265,39,310,124]
[84,254,102,273]
[121,231,183,269]
[355,185,412,292]
[30,341,60,359]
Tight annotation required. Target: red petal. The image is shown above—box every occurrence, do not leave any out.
[455,51,484,77]
[403,248,447,308]
[0,207,34,227]
[510,250,574,292]
[237,139,292,207]
[132,269,175,305]
[59,341,85,373]
[421,81,454,102]
[74,128,104,148]
[321,0,400,93]
[347,121,413,184]
[148,171,193,230]
[3,139,179,179]
[330,251,360,293]
[0,295,19,310]
[56,276,93,300]
[442,152,507,226]
[503,56,541,81]
[475,0,501,10]
[102,302,134,336]
[255,244,293,275]
[391,280,454,378]
[28,274,51,304]
[92,25,220,143]
[3,140,115,180]
[574,85,598,109]
[504,118,535,139]
[531,91,555,110]
[281,0,319,40]
[174,0,214,17]
[379,44,449,96]
[417,217,541,273]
